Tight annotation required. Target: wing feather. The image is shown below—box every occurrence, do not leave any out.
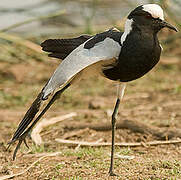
[41,35,92,60]
[43,37,122,98]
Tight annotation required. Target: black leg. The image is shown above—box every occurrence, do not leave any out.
[109,98,120,176]
[9,83,70,160]
[108,83,126,176]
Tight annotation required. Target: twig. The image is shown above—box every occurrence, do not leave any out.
[0,152,61,180]
[31,112,77,145]
[55,139,181,147]
[160,56,180,65]
[0,32,42,53]
[75,137,103,151]
[63,119,181,140]
[62,128,89,139]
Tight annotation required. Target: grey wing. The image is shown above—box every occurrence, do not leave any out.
[43,35,122,99]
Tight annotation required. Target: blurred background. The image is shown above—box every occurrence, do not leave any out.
[0,0,180,108]
[0,0,181,179]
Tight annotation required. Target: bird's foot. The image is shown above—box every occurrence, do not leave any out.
[108,170,118,176]
[7,130,30,160]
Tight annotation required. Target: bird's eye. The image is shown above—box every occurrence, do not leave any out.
[145,14,152,19]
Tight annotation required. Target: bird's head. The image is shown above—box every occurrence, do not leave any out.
[127,4,178,33]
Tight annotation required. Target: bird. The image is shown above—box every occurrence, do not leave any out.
[8,4,177,176]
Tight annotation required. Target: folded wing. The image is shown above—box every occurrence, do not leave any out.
[43,30,122,99]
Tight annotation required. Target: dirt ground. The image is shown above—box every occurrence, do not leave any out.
[0,55,181,179]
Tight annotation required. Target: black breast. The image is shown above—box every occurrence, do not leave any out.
[103,31,161,82]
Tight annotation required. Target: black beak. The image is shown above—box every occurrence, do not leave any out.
[160,20,178,32]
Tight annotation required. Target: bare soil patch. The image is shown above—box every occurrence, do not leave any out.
[0,58,181,179]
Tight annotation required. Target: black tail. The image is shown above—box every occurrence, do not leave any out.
[41,35,92,60]
[8,83,70,160]
[10,91,44,143]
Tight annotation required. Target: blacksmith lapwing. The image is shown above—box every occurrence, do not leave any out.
[8,4,177,176]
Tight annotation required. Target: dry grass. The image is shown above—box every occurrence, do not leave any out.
[0,55,181,179]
